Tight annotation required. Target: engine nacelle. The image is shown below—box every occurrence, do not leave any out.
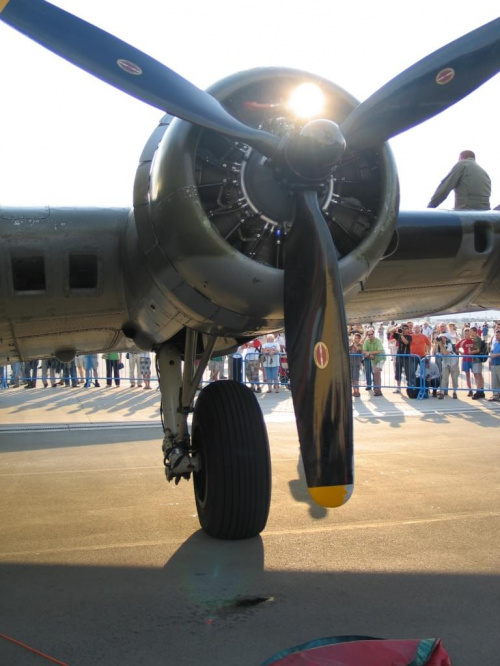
[125,68,399,344]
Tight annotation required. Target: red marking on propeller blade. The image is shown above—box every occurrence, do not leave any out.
[117,59,142,75]
[436,67,455,85]
[314,342,329,369]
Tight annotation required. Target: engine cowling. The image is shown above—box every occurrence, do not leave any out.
[126,67,399,344]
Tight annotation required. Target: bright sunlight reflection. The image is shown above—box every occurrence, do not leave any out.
[287,83,325,118]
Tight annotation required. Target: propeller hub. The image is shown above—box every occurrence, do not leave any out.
[240,150,294,224]
[285,119,346,181]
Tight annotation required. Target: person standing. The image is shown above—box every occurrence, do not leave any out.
[261,334,280,393]
[422,321,433,340]
[139,352,152,389]
[46,358,62,387]
[411,324,431,359]
[435,336,459,399]
[10,362,21,388]
[75,355,86,385]
[84,354,100,388]
[487,329,500,402]
[447,322,459,347]
[241,342,261,393]
[40,359,50,388]
[105,352,122,387]
[456,328,475,397]
[62,360,78,387]
[24,360,39,389]
[128,352,142,388]
[432,322,451,386]
[361,327,374,391]
[409,324,430,376]
[349,332,363,398]
[427,150,491,210]
[470,326,486,400]
[387,323,412,394]
[208,355,225,382]
[362,328,385,397]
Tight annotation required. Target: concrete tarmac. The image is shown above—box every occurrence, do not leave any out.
[0,385,499,665]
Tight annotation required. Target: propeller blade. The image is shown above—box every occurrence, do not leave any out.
[0,0,279,156]
[284,190,353,507]
[341,17,500,149]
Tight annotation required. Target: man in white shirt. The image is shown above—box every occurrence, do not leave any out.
[261,334,281,393]
[422,321,433,339]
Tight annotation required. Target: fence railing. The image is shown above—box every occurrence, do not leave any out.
[1,352,496,399]
[230,352,495,399]
[0,357,159,389]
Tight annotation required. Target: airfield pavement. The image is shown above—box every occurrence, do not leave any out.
[0,384,499,665]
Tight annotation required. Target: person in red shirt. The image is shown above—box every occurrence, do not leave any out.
[456,327,475,397]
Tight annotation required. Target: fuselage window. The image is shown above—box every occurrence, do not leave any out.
[11,255,46,293]
[69,254,98,290]
[473,221,492,254]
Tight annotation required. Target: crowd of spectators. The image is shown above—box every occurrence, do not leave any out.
[1,321,500,402]
[0,352,153,391]
[236,333,287,394]
[228,319,500,401]
[348,319,500,402]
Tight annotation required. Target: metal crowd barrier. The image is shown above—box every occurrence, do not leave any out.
[228,352,494,399]
[1,352,494,399]
[1,357,159,389]
[350,352,494,399]
[230,352,290,391]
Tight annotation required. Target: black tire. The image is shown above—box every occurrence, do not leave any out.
[192,380,271,540]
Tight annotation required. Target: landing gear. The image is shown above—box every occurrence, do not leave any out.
[158,335,272,540]
[192,380,271,540]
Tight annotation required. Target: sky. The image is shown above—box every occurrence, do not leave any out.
[0,0,499,210]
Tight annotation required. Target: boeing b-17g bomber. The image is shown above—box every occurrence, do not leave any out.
[1,1,499,540]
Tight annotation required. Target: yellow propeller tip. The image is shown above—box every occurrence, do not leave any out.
[308,484,353,507]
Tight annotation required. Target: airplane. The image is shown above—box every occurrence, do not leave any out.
[1,1,499,540]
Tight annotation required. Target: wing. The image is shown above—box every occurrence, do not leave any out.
[346,209,500,323]
[0,206,131,364]
[4,206,500,366]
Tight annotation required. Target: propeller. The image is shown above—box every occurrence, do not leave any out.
[0,0,279,158]
[2,1,498,507]
[341,17,500,148]
[2,2,498,162]
[284,190,353,506]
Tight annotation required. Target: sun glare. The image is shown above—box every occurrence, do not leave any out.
[287,83,325,118]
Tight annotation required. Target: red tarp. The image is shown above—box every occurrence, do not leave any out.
[263,636,451,665]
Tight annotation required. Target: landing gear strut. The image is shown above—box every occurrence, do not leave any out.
[157,332,271,539]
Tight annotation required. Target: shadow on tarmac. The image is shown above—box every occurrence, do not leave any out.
[0,427,162,453]
[288,455,328,520]
[354,393,500,430]
[1,383,293,422]
[1,389,499,665]
[0,533,498,665]
[4,386,162,419]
